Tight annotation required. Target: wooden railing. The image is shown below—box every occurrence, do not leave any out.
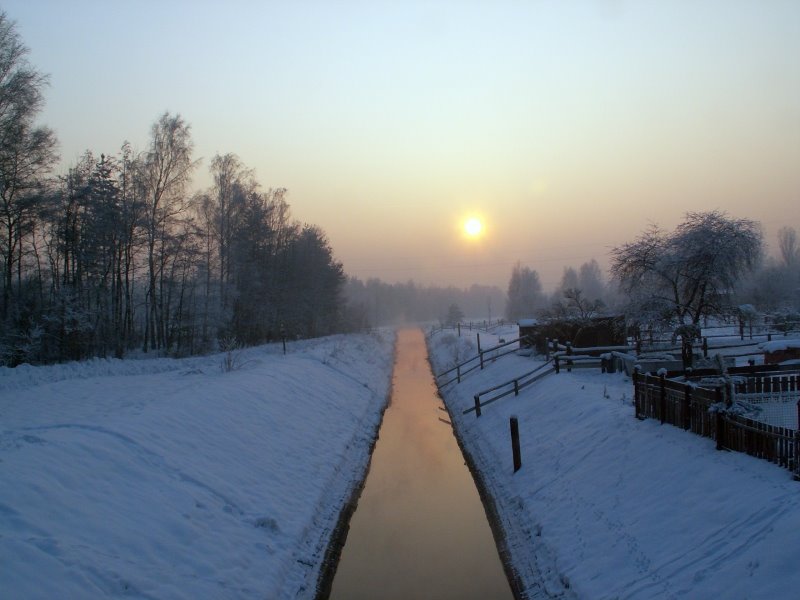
[464,360,555,416]
[435,335,529,387]
[428,319,506,337]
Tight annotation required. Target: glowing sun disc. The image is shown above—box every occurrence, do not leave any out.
[464,217,483,237]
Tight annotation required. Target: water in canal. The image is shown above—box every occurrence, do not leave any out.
[329,328,513,599]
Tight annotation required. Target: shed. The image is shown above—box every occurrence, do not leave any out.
[761,339,800,364]
[519,315,626,355]
[517,319,539,349]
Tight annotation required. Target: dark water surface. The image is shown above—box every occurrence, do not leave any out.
[329,328,513,599]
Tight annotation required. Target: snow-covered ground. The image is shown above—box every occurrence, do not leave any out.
[0,332,395,599]
[428,326,800,599]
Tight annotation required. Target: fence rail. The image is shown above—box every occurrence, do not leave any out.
[464,360,555,416]
[633,371,800,478]
[435,335,529,387]
[428,319,506,337]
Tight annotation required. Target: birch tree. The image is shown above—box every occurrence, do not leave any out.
[139,112,195,351]
[0,11,58,320]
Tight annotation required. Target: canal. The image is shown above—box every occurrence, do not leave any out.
[328,328,513,599]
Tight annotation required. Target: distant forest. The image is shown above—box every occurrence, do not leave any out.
[343,278,505,328]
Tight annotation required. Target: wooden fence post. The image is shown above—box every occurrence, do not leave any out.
[478,334,484,370]
[566,342,573,372]
[659,372,666,425]
[458,322,461,337]
[457,365,461,384]
[794,428,800,481]
[703,337,708,358]
[514,379,519,396]
[510,416,521,472]
[554,356,560,374]
[474,395,482,418]
[683,385,692,430]
[797,398,800,431]
[715,387,725,451]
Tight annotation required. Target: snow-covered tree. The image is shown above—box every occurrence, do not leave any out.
[778,226,798,269]
[578,259,606,303]
[611,210,762,365]
[505,262,544,321]
[445,303,464,327]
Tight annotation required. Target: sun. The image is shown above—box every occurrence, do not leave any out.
[464,217,483,238]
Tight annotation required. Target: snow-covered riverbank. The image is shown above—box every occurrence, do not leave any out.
[428,326,800,599]
[0,332,394,599]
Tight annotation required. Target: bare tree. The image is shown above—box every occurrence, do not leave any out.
[611,210,762,366]
[505,262,544,321]
[0,11,58,320]
[208,153,253,315]
[139,112,195,351]
[578,259,606,303]
[778,226,798,269]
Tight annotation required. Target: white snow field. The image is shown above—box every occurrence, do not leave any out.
[0,331,394,599]
[429,326,800,600]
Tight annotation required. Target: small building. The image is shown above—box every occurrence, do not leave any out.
[517,318,539,350]
[761,339,800,364]
[518,315,626,355]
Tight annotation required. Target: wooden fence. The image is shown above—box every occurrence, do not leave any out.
[633,371,800,478]
[733,374,800,396]
[429,319,506,337]
[465,361,555,416]
[435,335,528,387]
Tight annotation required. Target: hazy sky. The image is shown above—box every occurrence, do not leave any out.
[6,0,799,290]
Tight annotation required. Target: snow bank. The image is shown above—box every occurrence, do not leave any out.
[0,331,395,599]
[429,329,800,599]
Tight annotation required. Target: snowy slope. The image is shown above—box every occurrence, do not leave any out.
[429,328,800,600]
[0,332,394,599]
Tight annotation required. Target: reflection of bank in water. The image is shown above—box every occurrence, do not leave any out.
[327,328,513,600]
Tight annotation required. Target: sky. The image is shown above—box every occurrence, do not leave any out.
[5,0,799,290]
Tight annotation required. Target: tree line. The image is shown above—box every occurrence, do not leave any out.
[0,13,345,365]
[343,277,505,327]
[504,258,614,322]
[505,210,800,366]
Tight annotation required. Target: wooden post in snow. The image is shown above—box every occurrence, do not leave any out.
[510,416,521,472]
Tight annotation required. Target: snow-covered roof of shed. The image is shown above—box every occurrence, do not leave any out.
[759,339,800,352]
[518,318,538,327]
